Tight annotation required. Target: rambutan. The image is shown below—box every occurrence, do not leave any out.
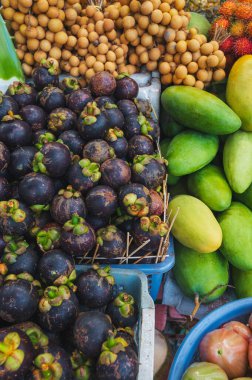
[220,36,234,54]
[246,21,252,37]
[230,20,246,36]
[211,17,230,35]
[233,36,252,55]
[219,0,237,16]
[235,3,252,20]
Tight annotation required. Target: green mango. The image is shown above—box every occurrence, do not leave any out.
[182,362,229,380]
[187,164,232,211]
[217,202,252,271]
[233,183,252,210]
[167,130,219,176]
[174,241,229,303]
[188,12,211,36]
[223,130,252,193]
[160,138,170,158]
[160,105,184,137]
[232,266,252,299]
[169,178,187,197]
[168,195,222,253]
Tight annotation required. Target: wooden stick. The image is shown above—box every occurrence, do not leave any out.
[133,251,152,264]
[155,237,164,263]
[119,236,133,264]
[91,244,100,264]
[120,239,150,264]
[126,232,130,264]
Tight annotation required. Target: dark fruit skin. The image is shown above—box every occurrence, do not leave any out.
[28,210,52,239]
[149,189,164,216]
[97,225,126,259]
[32,65,59,91]
[59,130,85,156]
[14,321,49,352]
[114,75,139,100]
[103,104,125,129]
[78,109,109,141]
[114,213,133,234]
[105,128,128,159]
[33,142,71,178]
[117,100,138,118]
[0,235,6,256]
[118,183,151,217]
[20,105,47,131]
[0,94,19,120]
[60,77,81,94]
[19,173,55,206]
[0,118,32,148]
[90,72,116,97]
[115,328,137,352]
[106,293,138,328]
[67,88,92,114]
[123,115,141,138]
[147,118,160,140]
[76,266,114,308]
[32,129,56,148]
[7,82,37,107]
[0,279,39,323]
[96,346,138,380]
[0,177,10,200]
[67,161,101,194]
[0,142,10,175]
[85,185,117,218]
[0,327,35,380]
[85,215,108,231]
[132,156,167,189]
[47,107,77,135]
[2,243,39,276]
[128,135,154,160]
[0,200,34,235]
[73,311,112,358]
[9,146,37,179]
[38,86,65,112]
[95,96,116,108]
[51,187,86,225]
[83,139,114,164]
[101,158,131,189]
[38,249,75,286]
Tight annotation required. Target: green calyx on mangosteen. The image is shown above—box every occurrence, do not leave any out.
[39,285,71,313]
[93,264,115,286]
[63,214,90,236]
[23,326,49,351]
[98,335,128,365]
[60,77,80,94]
[106,292,138,328]
[0,199,26,223]
[0,331,25,372]
[58,185,81,200]
[40,58,59,75]
[33,352,63,380]
[79,159,101,183]
[36,224,61,252]
[106,127,124,141]
[71,350,94,380]
[2,235,29,265]
[96,225,126,259]
[132,154,167,189]
[140,215,168,236]
[4,272,42,293]
[113,293,135,318]
[119,183,151,218]
[35,131,56,150]
[137,113,153,137]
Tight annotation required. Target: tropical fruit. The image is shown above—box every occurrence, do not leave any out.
[226,55,252,131]
[233,183,252,211]
[174,241,229,303]
[187,164,232,211]
[217,202,252,271]
[188,12,211,35]
[161,86,241,135]
[223,130,252,193]
[168,195,222,253]
[167,130,219,176]
[232,266,252,299]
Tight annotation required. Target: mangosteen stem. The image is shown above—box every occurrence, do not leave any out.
[0,200,26,222]
[35,132,56,150]
[79,159,101,182]
[1,111,22,122]
[137,113,153,137]
[37,227,60,251]
[54,269,77,291]
[39,285,71,312]
[33,152,48,174]
[34,353,63,379]
[26,327,49,349]
[63,77,79,91]
[114,292,135,318]
[58,186,81,199]
[0,332,24,372]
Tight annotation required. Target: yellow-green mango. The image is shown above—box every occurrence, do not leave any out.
[223,130,252,193]
[188,12,211,35]
[174,241,229,303]
[217,202,252,271]
[168,195,222,253]
[187,164,232,211]
[226,55,252,131]
[232,266,252,299]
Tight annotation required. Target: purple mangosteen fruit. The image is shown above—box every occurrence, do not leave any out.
[89,71,116,97]
[95,95,116,108]
[0,91,19,120]
[9,146,37,179]
[83,139,114,164]
[85,215,109,232]
[117,99,138,118]
[118,183,151,217]
[0,142,10,175]
[60,77,81,94]
[103,102,124,128]
[114,210,133,234]
[36,222,61,252]
[33,130,56,150]
[0,235,6,256]
[19,173,55,209]
[101,158,131,189]
[97,225,126,260]
[106,292,138,328]
[0,177,10,200]
[38,86,65,112]
[114,74,139,100]
[115,327,137,352]
[47,107,77,135]
[132,154,167,189]
[77,102,109,141]
[71,351,94,380]
[149,189,164,216]
[67,158,101,194]
[32,59,59,90]
[0,113,32,148]
[20,105,47,131]
[128,135,154,160]
[59,129,85,156]
[15,321,49,352]
[7,82,37,107]
[105,128,128,158]
[0,199,34,235]
[66,88,92,114]
[85,185,117,218]
[147,117,160,140]
[123,115,141,139]
[28,210,52,239]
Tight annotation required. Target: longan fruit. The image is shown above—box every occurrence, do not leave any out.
[11,21,20,31]
[148,23,159,36]
[27,38,39,51]
[107,50,116,62]
[187,39,200,52]
[164,28,176,42]
[31,3,39,14]
[207,70,213,82]
[61,49,71,60]
[85,67,96,80]
[136,26,145,37]
[115,47,124,58]
[176,40,187,53]
[135,45,146,55]
[57,0,64,9]
[14,31,26,44]
[151,0,161,9]
[195,80,204,89]
[38,14,49,27]
[116,57,125,65]
[2,8,15,21]
[125,28,138,42]
[26,26,38,39]
[175,30,186,42]
[120,34,129,45]
[103,18,114,32]
[181,15,189,28]
[16,49,24,60]
[10,0,18,9]
[93,61,105,72]
[25,15,38,27]
[151,9,163,23]
[159,3,170,12]
[138,15,149,29]
[197,69,208,82]
[200,43,214,55]
[19,24,27,36]
[70,67,79,77]
[96,54,106,63]
[87,23,95,33]
[79,62,87,75]
[175,0,185,10]
[48,19,63,33]
[219,56,226,69]
[180,51,192,65]
[163,53,173,63]
[53,31,67,45]
[49,46,61,60]
[47,6,59,18]
[40,39,51,52]
[107,7,119,20]
[161,12,171,25]
[126,64,137,75]
[67,35,77,48]
[77,48,87,57]
[71,24,80,34]
[173,53,180,64]
[141,1,154,15]
[1,0,10,7]
[122,15,135,29]
[86,55,96,68]
[95,20,104,35]
[188,27,198,38]
[69,55,79,67]
[161,73,173,85]
[140,51,149,64]
[173,75,183,84]
[141,33,153,47]
[88,31,99,42]
[24,52,34,65]
[36,26,45,40]
[130,0,141,12]
[13,12,25,25]
[175,64,187,79]
[213,68,225,81]
[206,55,219,68]
[159,61,171,74]
[77,36,88,49]
[187,61,198,74]
[129,53,139,65]
[198,56,207,69]
[120,5,130,17]
[46,30,54,43]
[65,8,77,21]
[86,5,96,17]
[157,25,166,38]
[22,63,33,76]
[18,0,32,7]
[106,30,117,41]
[199,34,207,44]
[88,45,98,56]
[210,40,219,51]
[61,61,71,72]
[105,61,116,72]
[149,47,161,61]
[77,28,88,38]
[166,41,176,54]
[192,51,201,61]
[183,74,196,86]
[214,50,224,63]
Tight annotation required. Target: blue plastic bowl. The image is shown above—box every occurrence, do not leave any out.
[168,298,252,380]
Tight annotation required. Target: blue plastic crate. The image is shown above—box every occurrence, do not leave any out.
[168,298,252,380]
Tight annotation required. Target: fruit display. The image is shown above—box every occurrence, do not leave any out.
[0,261,140,379]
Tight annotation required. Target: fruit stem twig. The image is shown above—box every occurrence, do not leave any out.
[156,237,164,263]
[92,244,100,264]
[163,178,168,222]
[133,251,152,264]
[190,293,200,321]
[120,239,150,264]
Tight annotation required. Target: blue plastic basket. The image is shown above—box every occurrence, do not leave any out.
[168,298,252,380]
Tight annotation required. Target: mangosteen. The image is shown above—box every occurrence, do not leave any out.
[38,86,65,112]
[76,265,114,308]
[15,321,49,352]
[0,142,10,174]
[117,99,138,118]
[115,328,137,352]
[59,130,85,156]
[47,107,77,135]
[71,351,94,380]
[67,88,93,114]
[132,215,169,252]
[33,141,71,178]
[106,292,138,328]
[36,222,61,252]
[147,117,160,140]
[73,311,112,358]
[0,276,39,323]
[37,285,79,332]
[0,177,10,200]
[0,327,35,379]
[115,74,138,99]
[101,158,131,189]
[103,102,124,128]
[132,155,167,189]
[67,158,101,194]
[51,185,86,225]
[118,183,151,217]
[32,59,59,90]
[96,335,138,380]
[85,215,109,232]
[83,139,114,164]
[97,225,126,260]
[33,129,56,150]
[0,199,34,235]
[31,344,72,380]
[0,235,6,256]
[20,105,47,131]
[114,211,133,234]
[28,210,52,239]
[89,71,116,97]
[0,113,32,148]
[85,185,117,218]
[60,77,81,94]
[95,96,116,108]
[149,189,164,216]
[9,146,37,179]
[128,135,154,160]
[38,249,76,288]
[105,128,128,158]
[123,115,141,138]
[0,91,19,120]
[60,215,96,257]
[1,236,39,276]
[128,242,153,264]
[19,173,55,209]
[77,102,109,141]
[7,82,37,107]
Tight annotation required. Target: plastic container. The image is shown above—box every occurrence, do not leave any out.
[168,298,252,380]
[76,265,155,380]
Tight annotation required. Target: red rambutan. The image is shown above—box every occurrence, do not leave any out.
[219,0,237,16]
[220,36,234,54]
[233,36,252,55]
[235,3,252,20]
[211,17,230,35]
[230,20,246,36]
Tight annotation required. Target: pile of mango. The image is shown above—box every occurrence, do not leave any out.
[161,54,252,303]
